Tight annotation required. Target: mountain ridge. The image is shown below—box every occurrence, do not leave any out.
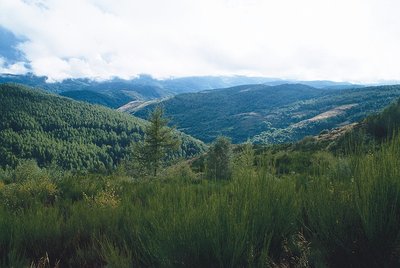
[0,73,362,108]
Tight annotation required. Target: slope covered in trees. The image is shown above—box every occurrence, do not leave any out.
[0,84,206,170]
[60,90,131,108]
[132,84,400,143]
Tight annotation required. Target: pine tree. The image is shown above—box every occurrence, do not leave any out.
[143,106,180,176]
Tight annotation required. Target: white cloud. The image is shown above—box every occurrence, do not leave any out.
[0,57,28,74]
[0,0,400,82]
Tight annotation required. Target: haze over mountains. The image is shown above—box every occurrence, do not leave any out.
[0,73,360,108]
[0,73,276,107]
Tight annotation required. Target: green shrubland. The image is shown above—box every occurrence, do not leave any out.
[0,132,400,267]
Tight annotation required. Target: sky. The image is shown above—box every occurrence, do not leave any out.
[0,0,400,83]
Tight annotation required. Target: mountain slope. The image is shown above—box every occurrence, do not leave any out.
[251,85,400,144]
[284,96,400,155]
[59,90,124,108]
[0,74,276,108]
[0,84,206,170]
[132,84,400,143]
[131,84,328,142]
[0,74,360,108]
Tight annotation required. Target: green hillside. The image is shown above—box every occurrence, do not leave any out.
[133,84,325,142]
[252,96,400,177]
[251,85,400,144]
[132,84,400,143]
[322,97,400,152]
[60,90,132,108]
[0,84,206,170]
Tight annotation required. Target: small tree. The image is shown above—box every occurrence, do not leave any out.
[205,136,232,180]
[143,106,180,176]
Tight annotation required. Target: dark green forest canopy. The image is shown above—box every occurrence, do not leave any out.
[60,90,131,109]
[133,84,400,143]
[0,84,206,170]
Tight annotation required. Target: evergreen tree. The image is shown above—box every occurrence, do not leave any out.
[143,106,180,176]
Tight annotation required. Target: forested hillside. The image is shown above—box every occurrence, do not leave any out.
[132,84,400,143]
[0,84,206,170]
[60,90,132,108]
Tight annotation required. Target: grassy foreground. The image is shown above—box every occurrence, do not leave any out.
[1,136,400,267]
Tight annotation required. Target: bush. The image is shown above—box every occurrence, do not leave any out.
[0,177,58,210]
[205,136,232,180]
[11,159,47,183]
[161,161,198,182]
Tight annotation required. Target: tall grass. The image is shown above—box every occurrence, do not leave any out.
[352,135,400,266]
[302,134,400,267]
[0,136,400,266]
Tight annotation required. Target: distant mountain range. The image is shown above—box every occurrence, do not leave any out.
[2,73,399,145]
[0,73,361,108]
[131,84,400,143]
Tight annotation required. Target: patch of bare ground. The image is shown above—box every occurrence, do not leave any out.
[293,104,358,127]
[316,122,359,141]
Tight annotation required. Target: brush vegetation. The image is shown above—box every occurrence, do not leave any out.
[1,132,400,266]
[0,134,399,267]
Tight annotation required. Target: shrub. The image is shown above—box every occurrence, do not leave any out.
[0,177,58,210]
[12,159,46,183]
[160,161,197,182]
[205,136,232,180]
[84,183,120,208]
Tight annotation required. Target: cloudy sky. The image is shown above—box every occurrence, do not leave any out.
[0,0,400,83]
